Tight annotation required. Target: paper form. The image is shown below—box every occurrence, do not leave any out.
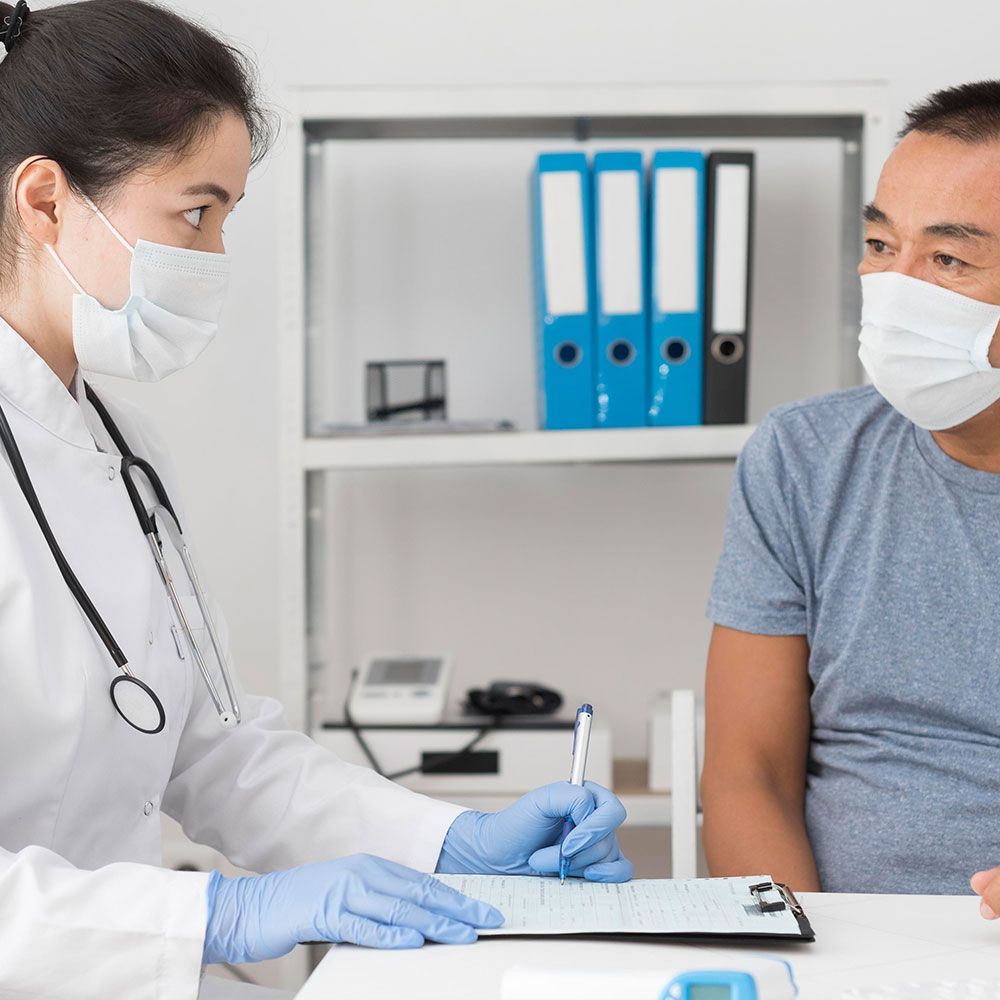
[434,874,803,937]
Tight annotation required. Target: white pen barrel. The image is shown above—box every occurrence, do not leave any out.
[569,711,593,785]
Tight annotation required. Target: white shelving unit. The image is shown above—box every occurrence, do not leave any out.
[278,81,890,739]
[279,82,891,729]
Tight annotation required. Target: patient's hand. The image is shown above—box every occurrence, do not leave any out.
[971,867,1000,919]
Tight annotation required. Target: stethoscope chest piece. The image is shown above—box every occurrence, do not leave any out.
[110,674,166,735]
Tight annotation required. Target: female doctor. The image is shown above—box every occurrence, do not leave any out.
[0,2,632,997]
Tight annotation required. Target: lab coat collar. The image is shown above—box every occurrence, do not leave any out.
[67,368,83,404]
[0,313,96,451]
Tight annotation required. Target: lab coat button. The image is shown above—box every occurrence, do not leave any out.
[107,465,117,481]
[143,801,154,816]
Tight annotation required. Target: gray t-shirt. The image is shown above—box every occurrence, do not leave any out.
[708,385,1000,894]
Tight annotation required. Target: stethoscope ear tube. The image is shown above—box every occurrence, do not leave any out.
[176,541,241,726]
[0,398,130,671]
[143,526,236,728]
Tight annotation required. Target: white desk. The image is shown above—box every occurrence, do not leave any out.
[295,892,1000,999]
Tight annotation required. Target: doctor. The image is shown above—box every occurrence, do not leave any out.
[0,2,632,998]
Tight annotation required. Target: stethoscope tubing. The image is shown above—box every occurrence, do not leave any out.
[0,383,239,733]
[0,396,131,672]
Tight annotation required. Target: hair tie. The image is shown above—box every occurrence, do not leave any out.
[2,1,29,54]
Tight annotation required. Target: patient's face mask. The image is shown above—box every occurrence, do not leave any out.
[858,271,1000,430]
[45,194,230,382]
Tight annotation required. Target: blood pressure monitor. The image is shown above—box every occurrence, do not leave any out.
[348,655,452,725]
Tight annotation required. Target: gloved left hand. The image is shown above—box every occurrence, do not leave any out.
[436,780,633,883]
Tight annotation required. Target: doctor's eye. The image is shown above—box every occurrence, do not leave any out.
[864,238,889,254]
[183,206,208,229]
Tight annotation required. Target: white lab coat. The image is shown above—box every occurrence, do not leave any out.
[0,318,464,1000]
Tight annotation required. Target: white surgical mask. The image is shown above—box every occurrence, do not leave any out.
[858,270,1000,430]
[45,194,230,382]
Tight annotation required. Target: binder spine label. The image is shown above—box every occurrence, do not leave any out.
[648,153,706,427]
[593,152,648,429]
[532,154,596,430]
[703,152,754,426]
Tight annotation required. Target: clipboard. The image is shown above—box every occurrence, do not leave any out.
[433,874,816,944]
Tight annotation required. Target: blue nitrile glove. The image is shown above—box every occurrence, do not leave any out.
[202,853,505,964]
[436,780,633,883]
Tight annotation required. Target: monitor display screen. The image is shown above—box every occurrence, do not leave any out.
[368,658,441,685]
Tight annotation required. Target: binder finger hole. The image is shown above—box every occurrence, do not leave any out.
[554,341,582,368]
[662,338,690,365]
[710,335,745,366]
[607,340,635,367]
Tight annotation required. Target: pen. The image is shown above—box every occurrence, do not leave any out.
[559,703,594,885]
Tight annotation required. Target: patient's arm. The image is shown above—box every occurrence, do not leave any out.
[700,624,820,892]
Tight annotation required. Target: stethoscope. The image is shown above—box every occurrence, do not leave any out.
[0,382,241,735]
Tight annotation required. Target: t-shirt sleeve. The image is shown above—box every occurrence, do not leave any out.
[706,415,808,635]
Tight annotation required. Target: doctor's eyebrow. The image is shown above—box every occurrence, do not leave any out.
[181,182,246,206]
[863,202,995,242]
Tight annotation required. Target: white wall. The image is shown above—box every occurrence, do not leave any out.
[106,0,1000,757]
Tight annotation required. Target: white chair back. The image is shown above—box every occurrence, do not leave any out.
[669,689,699,879]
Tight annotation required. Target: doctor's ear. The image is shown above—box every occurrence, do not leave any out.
[10,157,78,248]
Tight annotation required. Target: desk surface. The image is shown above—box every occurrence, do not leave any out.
[295,891,1000,999]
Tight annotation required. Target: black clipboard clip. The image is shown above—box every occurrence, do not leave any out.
[749,881,804,916]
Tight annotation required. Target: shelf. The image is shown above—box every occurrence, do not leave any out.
[300,424,756,471]
[444,791,675,827]
[432,759,700,828]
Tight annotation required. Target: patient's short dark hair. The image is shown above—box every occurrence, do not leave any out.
[899,80,1000,143]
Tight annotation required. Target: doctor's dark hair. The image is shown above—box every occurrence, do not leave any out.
[0,0,274,285]
[899,80,1000,143]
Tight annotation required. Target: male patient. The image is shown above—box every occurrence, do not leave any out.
[699,79,1000,917]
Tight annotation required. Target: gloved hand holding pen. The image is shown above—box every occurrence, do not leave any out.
[436,703,632,885]
[435,780,633,883]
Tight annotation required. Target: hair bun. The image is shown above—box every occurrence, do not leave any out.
[2,1,29,55]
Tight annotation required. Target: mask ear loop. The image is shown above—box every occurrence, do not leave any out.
[44,243,85,295]
[45,191,137,297]
[80,193,135,257]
